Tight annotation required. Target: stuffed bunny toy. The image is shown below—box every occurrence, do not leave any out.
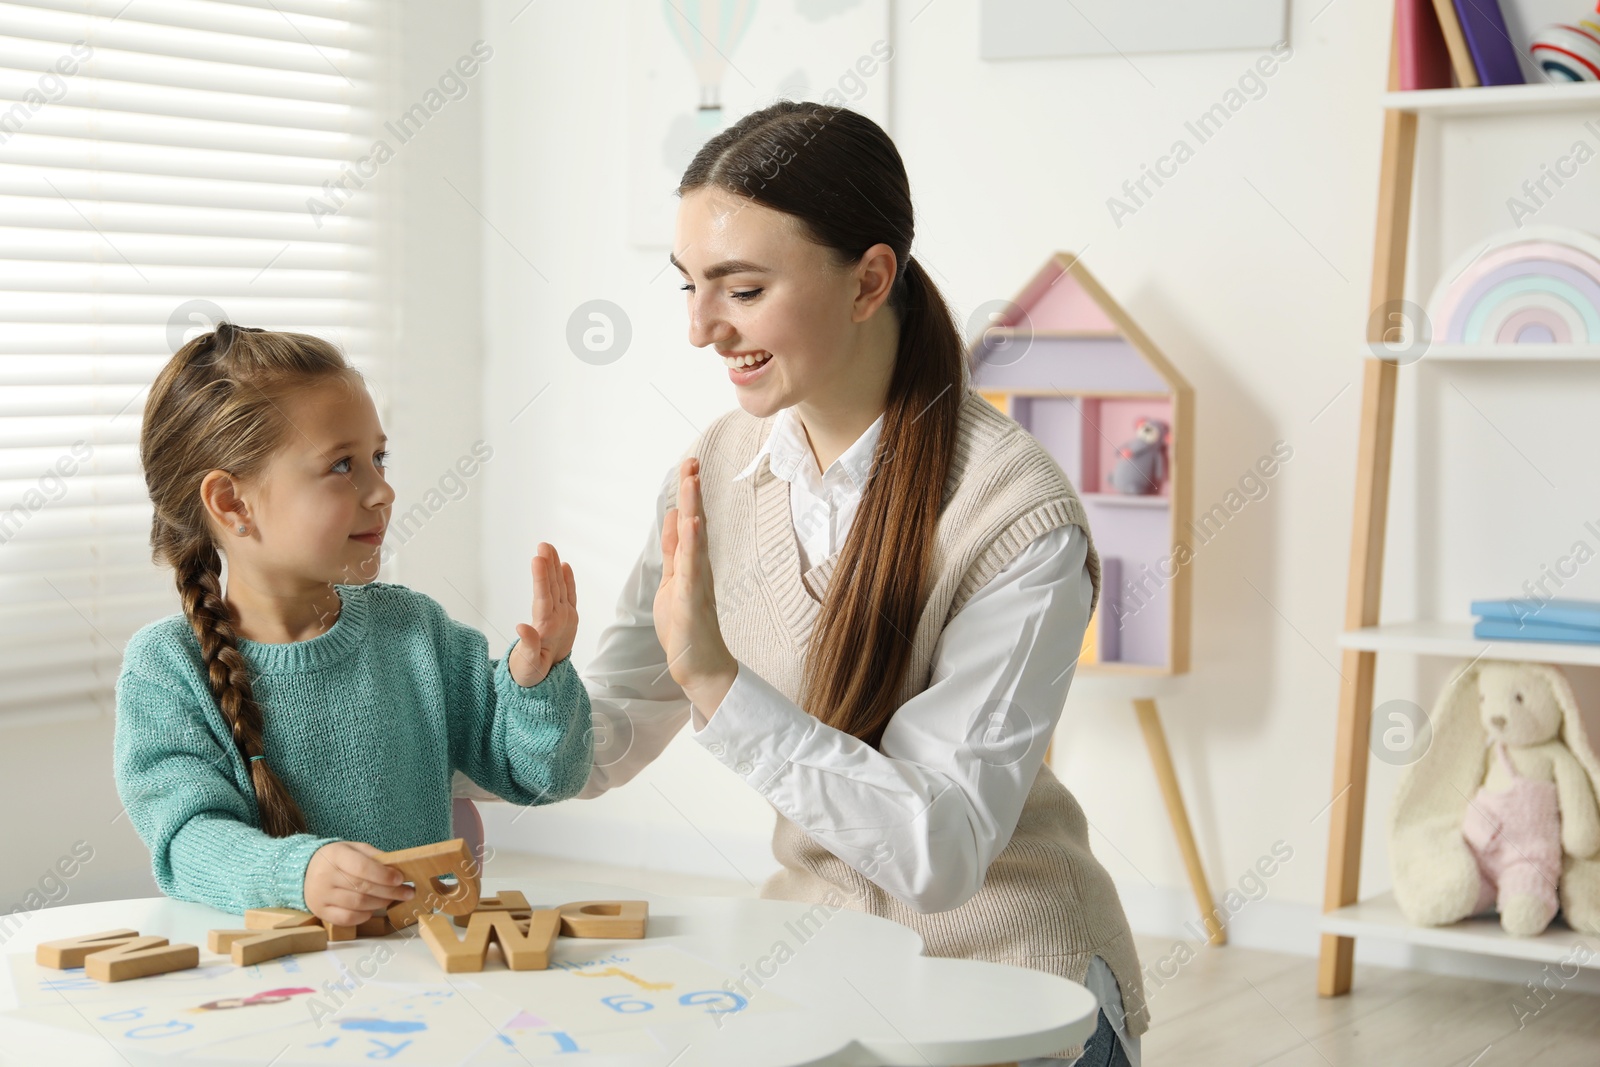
[1106,417,1168,495]
[1464,663,1600,935]
[1391,661,1600,937]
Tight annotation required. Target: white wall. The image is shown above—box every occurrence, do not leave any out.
[473,0,1600,977]
[372,2,489,625]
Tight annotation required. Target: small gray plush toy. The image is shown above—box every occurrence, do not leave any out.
[1107,417,1168,495]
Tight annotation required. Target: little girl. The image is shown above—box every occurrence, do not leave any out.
[114,324,592,928]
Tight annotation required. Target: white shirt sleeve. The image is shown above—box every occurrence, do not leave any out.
[572,464,692,800]
[693,523,1094,914]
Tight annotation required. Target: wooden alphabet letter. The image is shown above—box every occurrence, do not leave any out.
[354,913,395,937]
[36,929,142,969]
[419,909,560,973]
[229,925,329,966]
[373,838,481,929]
[454,889,531,926]
[244,907,320,930]
[83,937,199,983]
[555,900,648,939]
[206,929,256,954]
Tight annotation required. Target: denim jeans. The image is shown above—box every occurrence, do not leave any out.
[1017,1007,1132,1067]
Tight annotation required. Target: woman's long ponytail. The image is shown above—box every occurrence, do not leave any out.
[801,256,965,747]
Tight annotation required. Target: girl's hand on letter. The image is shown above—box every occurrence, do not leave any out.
[304,841,413,927]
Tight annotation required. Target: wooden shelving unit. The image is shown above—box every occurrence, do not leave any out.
[1366,343,1600,363]
[1323,891,1600,969]
[1317,25,1600,995]
[1338,621,1600,669]
[1380,81,1600,115]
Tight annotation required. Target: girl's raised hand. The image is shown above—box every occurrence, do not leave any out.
[510,542,578,687]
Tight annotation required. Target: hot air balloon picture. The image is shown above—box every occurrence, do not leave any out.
[664,0,758,133]
[625,0,891,247]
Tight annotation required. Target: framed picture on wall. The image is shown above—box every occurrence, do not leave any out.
[980,0,1288,60]
[626,0,892,249]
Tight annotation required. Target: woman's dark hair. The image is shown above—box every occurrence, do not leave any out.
[679,102,968,750]
[140,323,357,836]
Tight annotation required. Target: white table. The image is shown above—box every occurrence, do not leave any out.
[0,878,1098,1066]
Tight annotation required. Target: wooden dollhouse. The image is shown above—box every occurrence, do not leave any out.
[970,251,1195,675]
[970,252,1223,942]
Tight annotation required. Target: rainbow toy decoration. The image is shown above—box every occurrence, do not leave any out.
[1426,227,1600,345]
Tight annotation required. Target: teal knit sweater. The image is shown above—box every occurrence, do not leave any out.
[113,581,593,914]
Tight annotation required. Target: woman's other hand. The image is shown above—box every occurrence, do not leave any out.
[653,458,738,716]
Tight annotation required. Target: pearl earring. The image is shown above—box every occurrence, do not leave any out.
[237,524,247,534]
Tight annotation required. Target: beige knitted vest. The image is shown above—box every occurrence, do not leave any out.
[691,389,1150,1053]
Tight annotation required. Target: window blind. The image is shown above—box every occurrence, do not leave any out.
[0,0,385,725]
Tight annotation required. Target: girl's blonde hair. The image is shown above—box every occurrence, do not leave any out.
[140,323,356,837]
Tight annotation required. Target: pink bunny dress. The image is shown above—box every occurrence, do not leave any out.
[1464,741,1563,926]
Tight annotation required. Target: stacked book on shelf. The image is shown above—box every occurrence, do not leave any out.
[1472,597,1600,643]
[1398,0,1547,89]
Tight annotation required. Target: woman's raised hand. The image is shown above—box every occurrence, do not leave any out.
[510,542,578,687]
[653,458,738,715]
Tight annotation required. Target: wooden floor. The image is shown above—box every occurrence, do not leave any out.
[1124,931,1600,1066]
[485,851,1600,1066]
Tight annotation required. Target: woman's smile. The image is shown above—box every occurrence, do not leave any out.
[722,348,775,385]
[719,348,773,368]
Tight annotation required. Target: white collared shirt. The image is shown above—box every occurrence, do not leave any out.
[573,407,1137,1065]
[732,407,885,571]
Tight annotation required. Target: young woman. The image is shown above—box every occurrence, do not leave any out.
[575,101,1146,1065]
